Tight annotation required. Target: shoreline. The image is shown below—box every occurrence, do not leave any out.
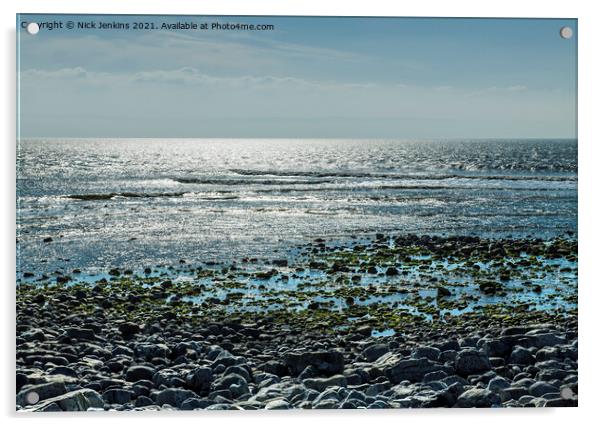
[16,233,578,410]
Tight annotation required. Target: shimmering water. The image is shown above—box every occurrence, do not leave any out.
[16,138,577,275]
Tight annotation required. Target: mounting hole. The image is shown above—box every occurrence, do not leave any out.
[26,22,40,35]
[560,387,574,399]
[25,391,40,405]
[560,26,573,39]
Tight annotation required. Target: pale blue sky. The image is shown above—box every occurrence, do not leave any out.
[18,15,577,138]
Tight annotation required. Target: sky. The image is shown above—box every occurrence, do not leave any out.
[17,15,577,138]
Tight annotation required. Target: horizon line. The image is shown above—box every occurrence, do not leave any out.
[17,136,578,141]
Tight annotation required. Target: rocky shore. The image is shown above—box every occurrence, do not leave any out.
[16,234,578,410]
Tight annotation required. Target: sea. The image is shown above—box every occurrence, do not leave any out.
[16,138,577,276]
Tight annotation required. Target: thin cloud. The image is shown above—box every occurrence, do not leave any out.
[464,85,529,98]
[21,67,380,92]
[20,67,535,99]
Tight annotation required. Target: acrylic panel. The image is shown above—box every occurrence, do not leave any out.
[16,14,577,411]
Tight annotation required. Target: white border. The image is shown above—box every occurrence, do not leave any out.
[2,1,600,425]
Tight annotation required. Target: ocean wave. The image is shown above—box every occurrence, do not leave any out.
[252,184,569,194]
[65,192,187,201]
[55,184,575,203]
[172,177,332,185]
[65,192,242,201]
[229,169,577,182]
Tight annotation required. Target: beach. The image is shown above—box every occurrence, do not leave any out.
[17,233,577,410]
[16,139,578,410]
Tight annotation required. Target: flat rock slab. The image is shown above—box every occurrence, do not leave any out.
[21,389,104,412]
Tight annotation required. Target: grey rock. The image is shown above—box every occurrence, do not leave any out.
[373,351,402,369]
[501,326,531,336]
[312,388,343,406]
[23,389,104,412]
[514,377,536,388]
[455,388,501,408]
[522,333,565,349]
[251,381,304,403]
[344,390,366,402]
[224,365,251,383]
[185,366,213,392]
[541,392,561,400]
[412,346,441,361]
[112,345,134,357]
[37,402,62,412]
[211,350,242,368]
[385,357,448,384]
[437,286,452,297]
[343,372,363,386]
[259,360,288,377]
[425,380,447,391]
[364,383,387,397]
[180,397,211,410]
[283,351,345,376]
[102,389,134,405]
[500,386,529,402]
[153,388,198,408]
[367,400,391,409]
[436,340,461,352]
[298,365,318,379]
[16,381,67,406]
[205,403,241,410]
[459,336,480,347]
[529,381,559,397]
[24,355,69,366]
[480,337,513,358]
[508,346,536,365]
[303,375,347,392]
[118,322,141,337]
[229,383,248,399]
[125,365,156,382]
[312,399,339,409]
[135,343,170,360]
[536,346,577,362]
[362,344,389,362]
[423,370,449,382]
[65,327,96,340]
[518,394,536,405]
[251,388,285,403]
[385,267,399,276]
[79,344,111,359]
[212,373,249,398]
[537,368,573,382]
[312,388,343,408]
[441,375,468,387]
[22,328,46,342]
[356,325,373,337]
[455,349,492,376]
[153,369,185,388]
[265,399,291,409]
[487,376,511,392]
[339,399,362,409]
[439,350,458,363]
[16,372,27,392]
[134,395,154,407]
